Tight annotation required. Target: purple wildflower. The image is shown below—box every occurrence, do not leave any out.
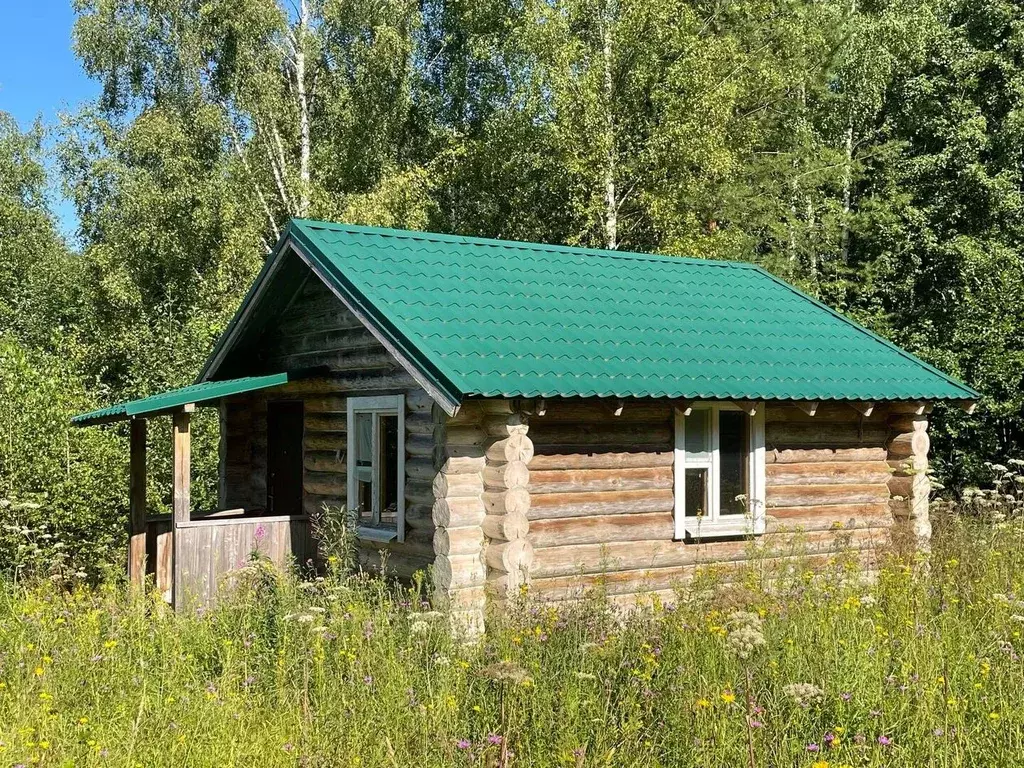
[933,728,944,737]
[254,524,267,542]
[487,734,503,745]
[748,719,764,729]
[840,691,853,701]
[363,675,373,686]
[806,743,820,753]
[824,732,837,746]
[878,735,892,746]
[456,739,472,750]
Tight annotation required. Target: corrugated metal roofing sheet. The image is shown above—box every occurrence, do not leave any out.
[72,373,290,426]
[288,219,978,403]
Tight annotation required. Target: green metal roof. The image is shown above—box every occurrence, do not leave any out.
[279,219,978,404]
[72,373,290,426]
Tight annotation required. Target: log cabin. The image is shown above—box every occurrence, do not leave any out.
[73,219,979,628]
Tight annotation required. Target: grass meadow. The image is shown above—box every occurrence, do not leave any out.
[2,509,1024,767]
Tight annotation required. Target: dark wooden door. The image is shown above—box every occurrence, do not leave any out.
[267,401,304,516]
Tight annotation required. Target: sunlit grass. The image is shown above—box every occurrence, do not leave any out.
[2,514,1024,767]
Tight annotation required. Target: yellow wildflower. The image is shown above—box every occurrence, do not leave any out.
[721,691,736,704]
[812,761,829,768]
[696,698,711,709]
[33,667,44,677]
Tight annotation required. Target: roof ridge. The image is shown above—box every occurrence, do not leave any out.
[290,218,758,271]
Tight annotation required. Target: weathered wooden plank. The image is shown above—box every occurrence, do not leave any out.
[528,512,675,548]
[765,461,892,486]
[766,446,888,464]
[529,466,673,494]
[765,483,890,507]
[529,489,674,520]
[766,422,888,448]
[530,423,673,448]
[528,451,674,471]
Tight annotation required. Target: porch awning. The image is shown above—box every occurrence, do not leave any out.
[72,373,291,427]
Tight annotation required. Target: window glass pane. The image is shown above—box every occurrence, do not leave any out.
[719,411,749,516]
[684,410,711,462]
[379,415,399,527]
[354,413,373,523]
[684,467,709,518]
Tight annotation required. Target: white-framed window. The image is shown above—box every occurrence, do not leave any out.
[673,403,765,539]
[347,395,405,542]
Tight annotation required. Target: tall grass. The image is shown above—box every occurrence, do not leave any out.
[2,513,1024,767]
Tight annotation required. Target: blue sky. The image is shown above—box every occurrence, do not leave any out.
[0,0,99,236]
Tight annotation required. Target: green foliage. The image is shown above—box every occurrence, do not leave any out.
[0,334,126,579]
[2,518,1024,765]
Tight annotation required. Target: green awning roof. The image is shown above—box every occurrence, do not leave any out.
[72,373,290,427]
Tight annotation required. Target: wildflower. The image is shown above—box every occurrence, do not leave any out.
[486,734,503,746]
[783,682,825,707]
[748,719,763,729]
[933,728,944,737]
[456,739,472,750]
[725,611,767,660]
[878,735,892,746]
[812,762,829,768]
[721,691,736,704]
[478,661,531,685]
[989,712,1000,721]
[103,639,118,649]
[363,675,373,686]
[839,692,852,701]
[806,742,820,752]
[695,698,711,709]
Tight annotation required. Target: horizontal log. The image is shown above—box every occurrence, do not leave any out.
[432,472,484,498]
[432,497,486,528]
[404,480,436,508]
[433,553,486,590]
[530,527,887,579]
[764,403,888,424]
[405,412,436,436]
[269,350,397,373]
[304,475,346,497]
[303,452,346,473]
[276,374,418,395]
[444,425,487,447]
[528,451,674,471]
[439,454,487,474]
[304,396,347,414]
[482,488,530,516]
[486,433,535,464]
[766,461,892,486]
[765,483,890,508]
[433,526,485,556]
[304,413,346,434]
[766,423,888,448]
[406,458,439,482]
[305,434,345,451]
[406,389,435,414]
[404,504,434,525]
[766,502,891,522]
[481,413,529,438]
[485,538,534,573]
[529,489,674,520]
[530,423,672,448]
[358,549,433,580]
[528,401,671,423]
[766,447,888,464]
[529,512,674,548]
[406,434,435,458]
[888,473,929,500]
[887,430,929,459]
[483,461,530,490]
[529,466,673,494]
[481,512,529,542]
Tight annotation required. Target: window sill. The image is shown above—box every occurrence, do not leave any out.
[357,526,399,543]
[681,518,764,539]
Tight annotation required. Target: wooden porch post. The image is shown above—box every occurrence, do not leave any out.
[171,408,192,608]
[128,418,147,587]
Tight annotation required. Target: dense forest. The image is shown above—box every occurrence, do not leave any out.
[1,0,1022,577]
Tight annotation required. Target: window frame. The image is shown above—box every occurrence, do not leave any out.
[673,402,766,539]
[346,395,405,542]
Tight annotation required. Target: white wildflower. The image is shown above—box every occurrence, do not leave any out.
[783,682,825,707]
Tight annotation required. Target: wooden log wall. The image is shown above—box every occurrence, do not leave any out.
[218,271,440,581]
[430,401,491,632]
[517,399,903,603]
[885,405,931,545]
